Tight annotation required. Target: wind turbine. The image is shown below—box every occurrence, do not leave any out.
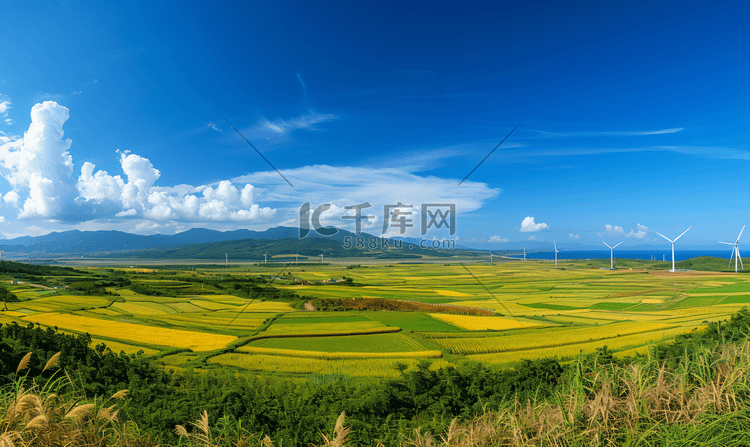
[554,241,559,266]
[523,247,526,261]
[264,252,268,264]
[655,226,692,272]
[320,254,324,263]
[719,225,745,273]
[489,250,494,264]
[602,241,624,270]
[225,252,228,266]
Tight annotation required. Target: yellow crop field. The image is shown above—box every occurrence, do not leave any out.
[237,301,295,312]
[198,295,248,304]
[208,353,452,377]
[15,296,112,312]
[189,300,237,310]
[434,289,470,297]
[86,308,123,316]
[22,313,236,351]
[428,321,673,355]
[112,302,172,315]
[468,326,689,364]
[166,302,204,313]
[236,346,442,359]
[428,313,538,330]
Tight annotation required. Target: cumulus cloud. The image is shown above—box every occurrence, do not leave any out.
[78,157,276,222]
[520,216,548,232]
[0,101,77,219]
[0,101,276,224]
[527,235,537,241]
[569,233,581,240]
[489,235,509,243]
[626,223,649,239]
[605,224,625,235]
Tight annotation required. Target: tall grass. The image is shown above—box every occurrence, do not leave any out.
[404,341,750,446]
[0,352,140,447]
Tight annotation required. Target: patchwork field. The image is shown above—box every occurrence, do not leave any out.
[2,259,748,375]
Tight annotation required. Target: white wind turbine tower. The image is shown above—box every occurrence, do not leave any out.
[264,252,268,264]
[554,241,559,266]
[719,225,744,273]
[523,247,526,261]
[655,226,692,272]
[602,241,623,270]
[489,250,494,264]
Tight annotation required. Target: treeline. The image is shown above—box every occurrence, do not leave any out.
[306,297,495,316]
[2,308,750,446]
[0,260,84,276]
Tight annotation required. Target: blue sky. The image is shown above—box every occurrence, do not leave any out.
[0,0,747,248]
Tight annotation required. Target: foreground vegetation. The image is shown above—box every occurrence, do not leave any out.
[2,308,750,446]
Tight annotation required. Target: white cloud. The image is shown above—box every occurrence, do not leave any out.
[569,233,581,240]
[206,122,221,132]
[530,128,684,137]
[78,156,276,222]
[489,235,509,243]
[5,119,13,126]
[604,224,625,235]
[3,191,19,207]
[0,99,10,116]
[234,164,498,238]
[627,223,649,239]
[520,216,548,232]
[258,111,337,135]
[527,235,537,241]
[0,101,77,219]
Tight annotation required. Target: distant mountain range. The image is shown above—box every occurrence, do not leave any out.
[0,227,471,260]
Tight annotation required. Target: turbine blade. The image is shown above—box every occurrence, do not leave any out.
[613,241,624,248]
[673,226,692,242]
[602,241,613,249]
[719,241,734,245]
[554,241,557,252]
[655,231,673,243]
[738,225,746,243]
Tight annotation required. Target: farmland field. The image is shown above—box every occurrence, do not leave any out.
[1,259,748,377]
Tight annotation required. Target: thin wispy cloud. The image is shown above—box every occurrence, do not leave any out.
[258,111,337,135]
[500,145,750,161]
[205,121,222,132]
[529,128,684,137]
